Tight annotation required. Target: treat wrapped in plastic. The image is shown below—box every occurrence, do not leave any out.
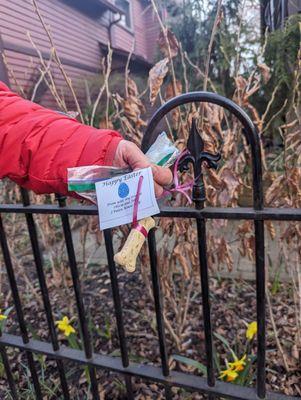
[68,165,130,203]
[145,131,179,167]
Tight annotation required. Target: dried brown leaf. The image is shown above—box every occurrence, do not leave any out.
[235,76,247,91]
[127,77,139,97]
[149,58,169,105]
[258,63,271,84]
[221,168,242,196]
[158,29,179,58]
[265,175,286,205]
[165,80,182,99]
[173,243,190,279]
[266,221,276,240]
[207,169,224,190]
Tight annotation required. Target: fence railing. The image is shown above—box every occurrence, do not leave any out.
[0,92,300,400]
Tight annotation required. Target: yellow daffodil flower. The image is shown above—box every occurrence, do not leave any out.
[0,310,7,321]
[219,368,238,382]
[228,354,247,372]
[246,321,257,340]
[56,316,76,337]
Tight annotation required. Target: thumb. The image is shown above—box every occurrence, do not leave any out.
[152,165,173,187]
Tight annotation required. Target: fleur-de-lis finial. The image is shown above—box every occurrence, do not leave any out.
[178,119,221,206]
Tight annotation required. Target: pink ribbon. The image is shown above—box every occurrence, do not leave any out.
[161,149,193,204]
[132,175,148,238]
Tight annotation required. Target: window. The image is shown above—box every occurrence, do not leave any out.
[115,0,132,29]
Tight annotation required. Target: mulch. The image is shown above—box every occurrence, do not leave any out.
[0,256,299,399]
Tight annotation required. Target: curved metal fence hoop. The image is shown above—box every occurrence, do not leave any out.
[142,91,264,210]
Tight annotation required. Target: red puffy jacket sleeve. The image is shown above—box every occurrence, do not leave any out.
[0,82,123,195]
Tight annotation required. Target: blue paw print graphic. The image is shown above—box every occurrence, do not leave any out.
[118,182,129,198]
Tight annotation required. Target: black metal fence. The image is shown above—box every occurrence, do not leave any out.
[0,92,300,400]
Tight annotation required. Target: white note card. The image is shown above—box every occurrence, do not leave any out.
[96,167,160,230]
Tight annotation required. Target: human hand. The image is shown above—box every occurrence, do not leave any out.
[113,140,173,197]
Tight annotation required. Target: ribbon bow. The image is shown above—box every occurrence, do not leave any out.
[161,149,193,204]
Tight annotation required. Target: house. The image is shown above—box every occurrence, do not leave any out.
[261,0,301,31]
[0,0,163,108]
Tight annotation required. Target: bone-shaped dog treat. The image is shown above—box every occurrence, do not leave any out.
[114,217,155,272]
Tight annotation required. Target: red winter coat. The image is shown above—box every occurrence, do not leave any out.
[0,82,122,195]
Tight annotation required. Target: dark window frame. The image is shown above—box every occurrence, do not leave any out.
[115,0,133,30]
